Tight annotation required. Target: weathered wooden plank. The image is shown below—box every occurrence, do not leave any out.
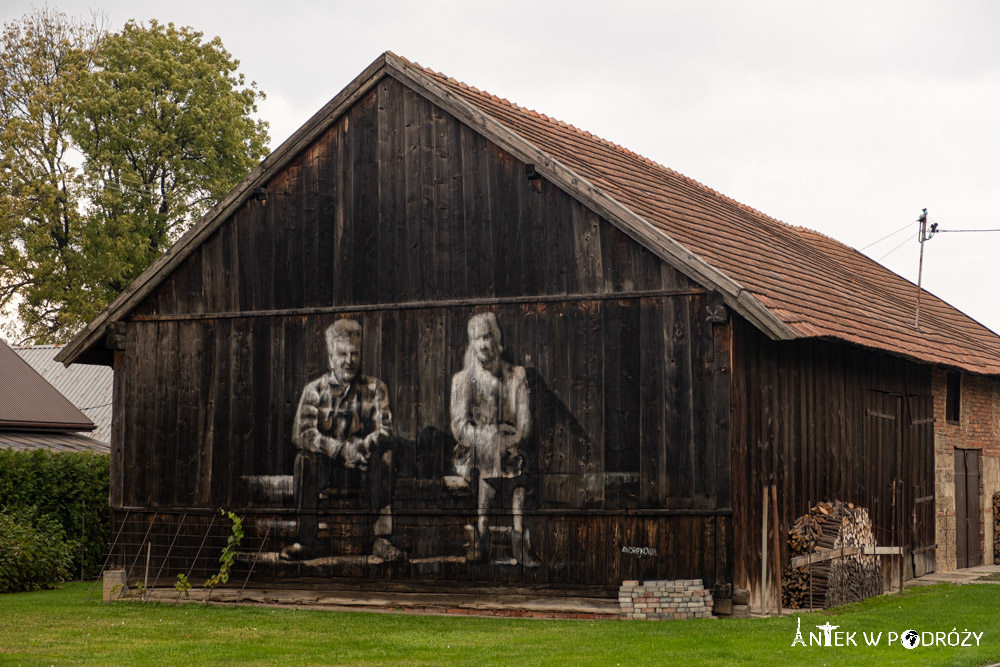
[299,141,321,308]
[790,546,863,568]
[194,320,217,507]
[402,89,425,303]
[639,297,666,508]
[571,205,603,294]
[664,295,693,509]
[315,126,337,306]
[174,322,202,507]
[350,90,380,305]
[459,125,493,297]
[376,77,404,305]
[333,115,354,306]
[602,300,640,509]
[131,288,707,322]
[728,319,748,592]
[208,319,234,507]
[492,144,518,298]
[250,317,274,508]
[433,96,461,302]
[545,181,574,295]
[110,350,125,508]
[691,294,713,508]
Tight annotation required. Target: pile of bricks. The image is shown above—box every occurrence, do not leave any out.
[618,579,714,620]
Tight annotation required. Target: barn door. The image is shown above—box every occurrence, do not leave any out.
[955,449,981,569]
[904,395,936,577]
[865,391,900,549]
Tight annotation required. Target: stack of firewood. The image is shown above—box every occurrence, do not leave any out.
[781,500,882,609]
[826,505,882,606]
[993,493,1000,565]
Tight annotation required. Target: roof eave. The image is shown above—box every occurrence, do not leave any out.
[0,420,96,432]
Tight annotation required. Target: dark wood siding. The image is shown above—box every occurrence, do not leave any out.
[134,79,687,318]
[731,318,935,608]
[112,76,731,591]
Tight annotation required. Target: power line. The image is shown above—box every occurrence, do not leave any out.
[936,228,1000,233]
[875,234,913,262]
[860,219,917,251]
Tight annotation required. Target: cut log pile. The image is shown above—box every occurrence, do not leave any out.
[781,500,883,609]
[993,492,1000,565]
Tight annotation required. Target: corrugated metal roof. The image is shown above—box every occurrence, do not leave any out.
[0,430,109,453]
[0,339,95,432]
[14,345,113,443]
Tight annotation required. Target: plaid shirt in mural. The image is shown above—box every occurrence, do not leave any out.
[293,371,392,463]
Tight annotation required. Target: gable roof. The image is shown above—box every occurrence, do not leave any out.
[15,346,113,443]
[57,52,1000,375]
[0,339,95,432]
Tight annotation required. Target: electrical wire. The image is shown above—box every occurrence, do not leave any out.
[875,234,913,262]
[936,228,1000,233]
[859,219,918,251]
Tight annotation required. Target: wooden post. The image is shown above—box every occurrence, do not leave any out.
[761,487,769,614]
[143,542,151,601]
[771,485,781,614]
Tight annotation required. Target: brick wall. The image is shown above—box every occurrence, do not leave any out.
[932,369,1000,571]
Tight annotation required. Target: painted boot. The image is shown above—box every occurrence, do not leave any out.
[511,529,541,567]
[466,527,491,563]
[372,537,404,562]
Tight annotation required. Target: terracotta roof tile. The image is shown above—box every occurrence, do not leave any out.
[413,62,1000,375]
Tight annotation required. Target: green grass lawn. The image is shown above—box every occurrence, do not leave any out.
[0,582,997,665]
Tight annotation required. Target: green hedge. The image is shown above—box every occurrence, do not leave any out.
[0,510,73,592]
[0,449,109,579]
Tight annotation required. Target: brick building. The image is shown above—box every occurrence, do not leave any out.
[932,369,1000,569]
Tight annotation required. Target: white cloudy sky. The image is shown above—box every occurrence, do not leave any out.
[4,1,1000,334]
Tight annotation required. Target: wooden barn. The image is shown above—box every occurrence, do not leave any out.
[59,52,1000,610]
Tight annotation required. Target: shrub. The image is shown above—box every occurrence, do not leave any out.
[0,449,109,578]
[0,510,74,592]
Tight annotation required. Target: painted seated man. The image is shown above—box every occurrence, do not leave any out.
[450,312,539,566]
[281,319,401,561]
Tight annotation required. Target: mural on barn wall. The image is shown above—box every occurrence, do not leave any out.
[274,312,543,569]
[272,312,543,568]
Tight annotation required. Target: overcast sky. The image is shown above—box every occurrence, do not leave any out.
[4,1,999,335]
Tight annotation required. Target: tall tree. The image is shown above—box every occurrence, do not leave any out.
[0,14,269,343]
[71,19,269,304]
[0,9,102,342]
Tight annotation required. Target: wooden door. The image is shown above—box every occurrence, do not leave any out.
[905,395,936,577]
[955,449,981,569]
[867,392,936,580]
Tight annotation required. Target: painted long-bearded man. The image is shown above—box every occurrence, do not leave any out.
[281,319,401,562]
[450,312,540,567]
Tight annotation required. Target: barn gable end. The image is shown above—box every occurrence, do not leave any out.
[104,66,734,592]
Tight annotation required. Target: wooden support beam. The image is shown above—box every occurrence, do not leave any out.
[790,546,861,568]
[862,546,904,556]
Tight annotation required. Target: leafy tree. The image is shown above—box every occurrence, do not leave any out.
[0,13,269,343]
[0,9,102,341]
[71,19,269,307]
